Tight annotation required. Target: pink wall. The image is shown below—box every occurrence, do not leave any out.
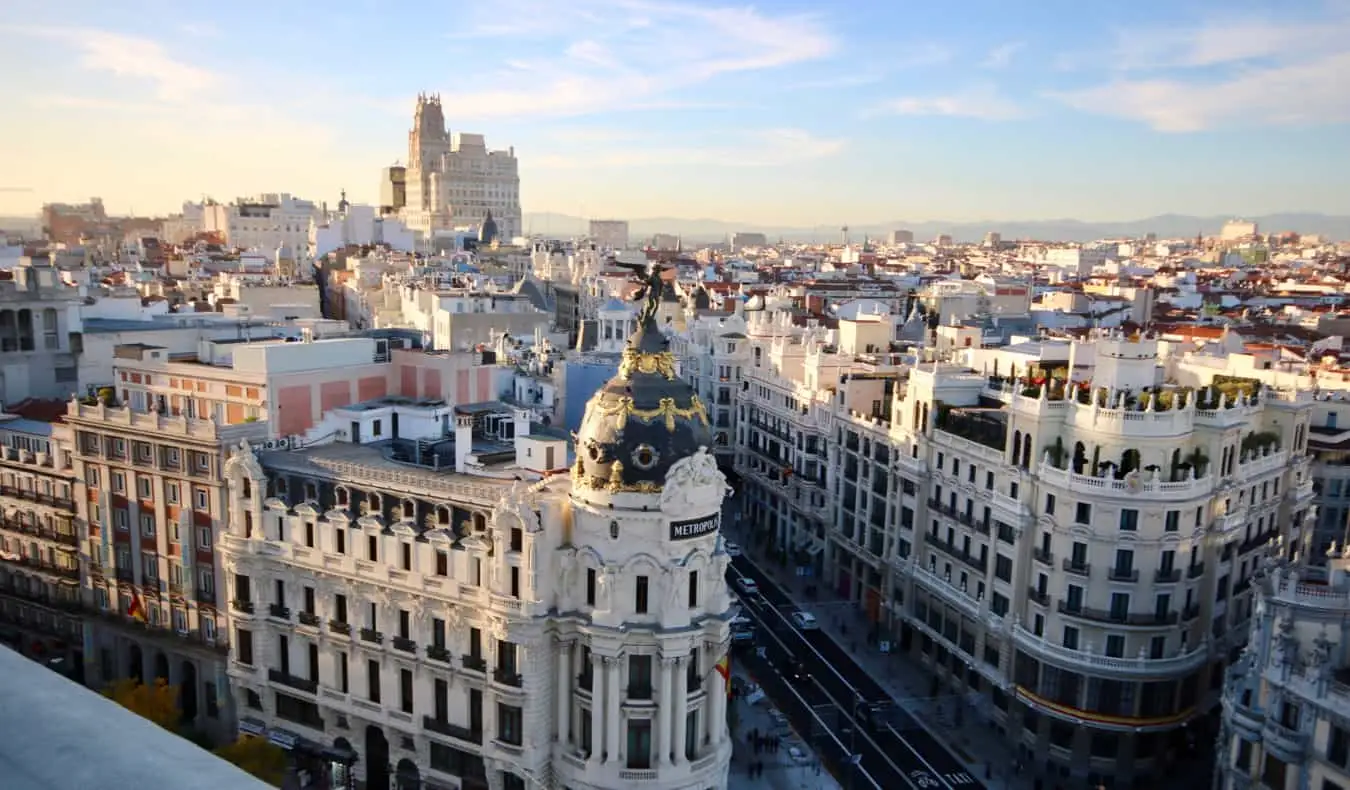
[277,385,312,436]
[400,366,417,397]
[320,380,351,413]
[476,367,492,401]
[423,368,442,399]
[358,375,387,402]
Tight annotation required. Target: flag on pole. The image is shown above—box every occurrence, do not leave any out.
[715,654,731,696]
[128,588,147,622]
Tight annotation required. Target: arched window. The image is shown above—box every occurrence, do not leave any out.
[1021,433,1033,470]
[1011,431,1023,466]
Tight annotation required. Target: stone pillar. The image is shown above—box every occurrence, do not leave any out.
[673,656,689,764]
[709,653,726,746]
[556,641,571,744]
[589,652,604,766]
[604,656,621,763]
[657,656,675,764]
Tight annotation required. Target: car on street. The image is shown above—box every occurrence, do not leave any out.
[789,611,819,630]
[724,540,743,557]
[734,576,759,597]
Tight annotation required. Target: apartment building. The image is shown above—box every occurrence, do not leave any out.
[1305,398,1350,563]
[1216,548,1350,790]
[0,407,81,676]
[68,395,268,741]
[718,306,1319,786]
[670,304,750,462]
[217,292,734,790]
[0,255,83,404]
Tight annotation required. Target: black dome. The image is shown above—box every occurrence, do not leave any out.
[574,265,711,494]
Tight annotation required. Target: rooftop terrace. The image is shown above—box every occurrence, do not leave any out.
[0,646,272,790]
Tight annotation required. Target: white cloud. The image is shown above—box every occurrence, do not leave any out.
[1051,11,1350,131]
[428,0,835,119]
[532,128,845,169]
[866,84,1024,121]
[1051,51,1350,132]
[5,26,218,103]
[981,41,1024,69]
[790,73,884,91]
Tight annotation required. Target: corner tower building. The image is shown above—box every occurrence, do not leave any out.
[217,266,732,790]
[559,265,735,788]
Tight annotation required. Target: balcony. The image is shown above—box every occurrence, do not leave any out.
[1058,602,1179,626]
[462,655,487,673]
[1182,603,1200,621]
[1033,548,1053,565]
[297,611,321,627]
[1188,563,1205,579]
[1108,567,1140,583]
[1012,624,1211,677]
[329,620,351,636]
[1260,719,1307,763]
[626,685,654,701]
[268,669,319,695]
[422,716,482,744]
[493,668,523,688]
[426,645,450,663]
[1155,569,1182,584]
[393,636,417,654]
[1233,576,1253,596]
[1026,586,1050,606]
[268,603,290,621]
[359,628,383,645]
[231,599,255,615]
[1061,559,1090,577]
[922,532,987,573]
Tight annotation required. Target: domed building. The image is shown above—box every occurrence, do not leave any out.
[214,263,733,790]
[560,264,735,790]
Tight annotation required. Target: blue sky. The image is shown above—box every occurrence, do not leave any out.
[2,0,1349,225]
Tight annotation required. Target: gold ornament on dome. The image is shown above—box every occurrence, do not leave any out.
[608,460,626,490]
[619,348,678,381]
[587,394,710,433]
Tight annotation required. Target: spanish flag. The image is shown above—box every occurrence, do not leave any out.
[715,655,731,696]
[128,589,147,623]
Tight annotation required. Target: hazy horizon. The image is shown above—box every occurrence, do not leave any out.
[3,0,1349,223]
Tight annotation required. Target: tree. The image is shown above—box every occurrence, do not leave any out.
[214,736,288,787]
[103,678,181,731]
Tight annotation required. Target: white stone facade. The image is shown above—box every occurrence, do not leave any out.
[218,423,733,789]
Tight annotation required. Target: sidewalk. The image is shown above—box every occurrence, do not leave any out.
[728,525,1027,790]
[727,667,841,790]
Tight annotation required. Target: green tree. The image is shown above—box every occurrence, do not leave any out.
[103,678,181,731]
[214,736,288,787]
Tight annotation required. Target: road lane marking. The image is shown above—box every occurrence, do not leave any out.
[733,557,984,790]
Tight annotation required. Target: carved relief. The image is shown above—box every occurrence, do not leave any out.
[660,446,730,516]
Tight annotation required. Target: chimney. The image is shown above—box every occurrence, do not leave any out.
[454,414,474,473]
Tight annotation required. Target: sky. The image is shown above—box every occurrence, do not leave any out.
[2,0,1349,226]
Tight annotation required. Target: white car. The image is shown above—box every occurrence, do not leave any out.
[724,541,743,557]
[735,576,760,597]
[789,611,819,630]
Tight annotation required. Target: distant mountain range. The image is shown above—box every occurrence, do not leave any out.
[523,212,1350,244]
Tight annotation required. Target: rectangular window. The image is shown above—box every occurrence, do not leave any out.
[1105,635,1125,657]
[401,543,411,571]
[510,566,520,599]
[400,668,414,714]
[1062,626,1079,650]
[1164,510,1180,532]
[635,575,649,613]
[626,720,652,769]
[1044,494,1056,515]
[1119,509,1139,531]
[688,571,699,608]
[995,555,1013,582]
[435,550,448,576]
[1075,502,1091,524]
[587,568,597,607]
[336,529,346,555]
[338,652,349,693]
[367,534,378,561]
[497,704,523,746]
[367,660,381,703]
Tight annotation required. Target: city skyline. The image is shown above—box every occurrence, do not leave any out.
[2,0,1349,224]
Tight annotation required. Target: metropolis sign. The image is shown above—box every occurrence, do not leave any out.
[670,513,720,541]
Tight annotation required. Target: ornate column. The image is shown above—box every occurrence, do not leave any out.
[708,651,726,746]
[657,655,675,764]
[556,640,571,744]
[589,652,604,766]
[672,656,689,765]
[605,655,621,763]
